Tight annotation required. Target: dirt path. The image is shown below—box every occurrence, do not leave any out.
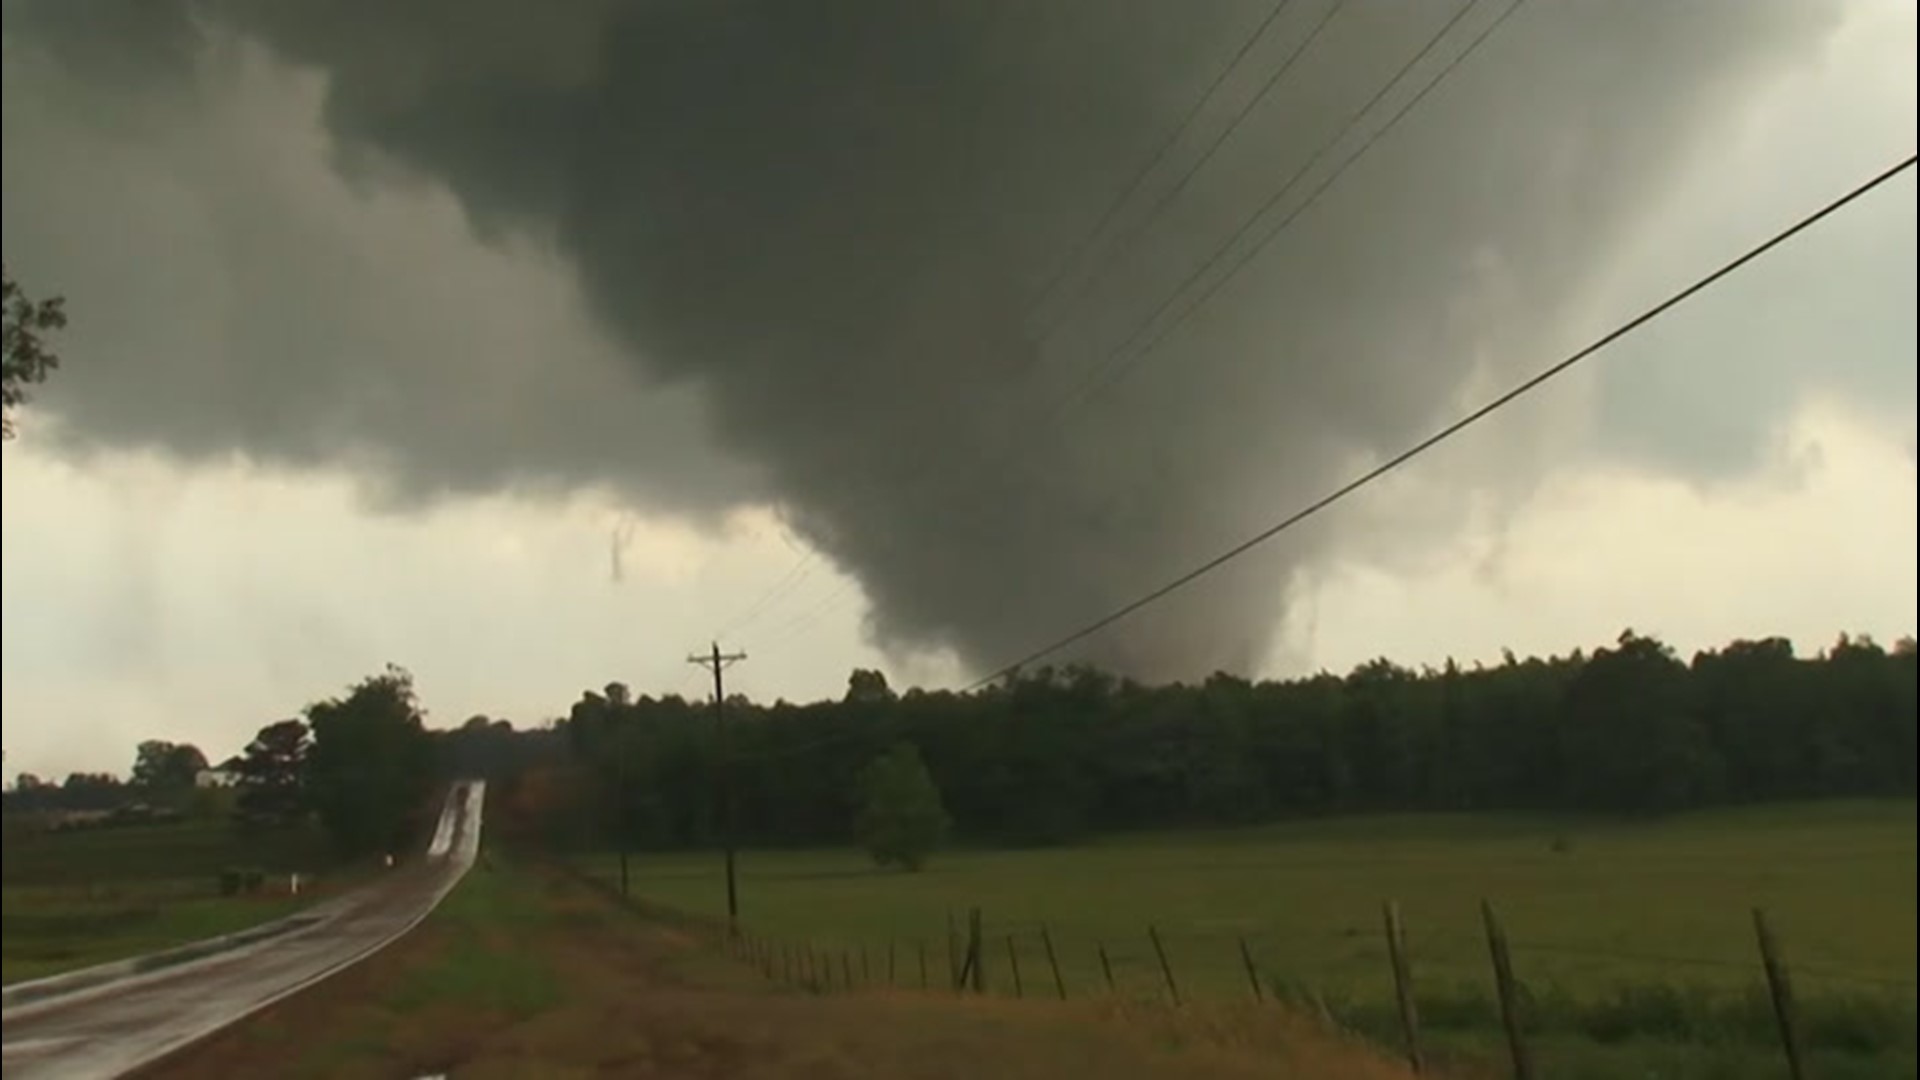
[137,858,1427,1080]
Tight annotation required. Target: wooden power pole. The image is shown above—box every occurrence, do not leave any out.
[688,641,747,931]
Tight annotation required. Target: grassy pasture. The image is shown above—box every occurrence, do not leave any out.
[1,815,348,985]
[148,854,1420,1080]
[584,799,1917,1078]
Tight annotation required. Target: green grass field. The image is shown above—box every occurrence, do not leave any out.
[1,815,349,985]
[583,799,1918,1079]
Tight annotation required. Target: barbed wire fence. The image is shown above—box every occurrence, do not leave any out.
[558,855,1912,1080]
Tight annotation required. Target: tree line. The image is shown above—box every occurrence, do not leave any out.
[4,666,438,859]
[11,630,1912,855]
[492,630,1914,852]
[5,740,222,814]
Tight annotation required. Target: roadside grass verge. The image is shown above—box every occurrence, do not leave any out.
[3,889,314,985]
[3,817,356,985]
[280,854,564,1079]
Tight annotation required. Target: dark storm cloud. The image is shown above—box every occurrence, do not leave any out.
[0,0,1851,679]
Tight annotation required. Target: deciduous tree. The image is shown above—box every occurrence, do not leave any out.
[234,720,310,828]
[305,664,434,855]
[855,742,949,872]
[2,266,67,439]
[131,740,209,797]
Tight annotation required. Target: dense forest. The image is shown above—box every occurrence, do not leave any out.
[459,630,1915,852]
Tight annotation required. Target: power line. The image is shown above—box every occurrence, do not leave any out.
[1022,0,1297,324]
[945,0,1518,539]
[784,3,1346,537]
[990,0,1512,477]
[1029,0,1344,332]
[822,1,1492,596]
[699,4,1315,638]
[750,577,864,649]
[687,6,1395,640]
[885,0,1502,565]
[687,2,1494,649]
[713,548,817,641]
[1062,0,1518,415]
[964,151,1918,691]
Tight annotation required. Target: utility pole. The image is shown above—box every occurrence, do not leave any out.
[688,641,747,932]
[617,748,630,899]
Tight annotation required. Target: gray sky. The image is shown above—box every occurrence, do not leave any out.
[2,0,1914,779]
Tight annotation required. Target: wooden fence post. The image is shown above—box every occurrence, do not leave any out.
[1148,925,1181,1006]
[1006,934,1025,998]
[947,911,960,990]
[841,950,853,991]
[1383,901,1423,1074]
[1098,941,1116,993]
[1753,908,1807,1080]
[1041,924,1067,1000]
[861,944,871,985]
[969,907,986,994]
[1239,936,1264,1001]
[888,939,897,986]
[1481,900,1534,1080]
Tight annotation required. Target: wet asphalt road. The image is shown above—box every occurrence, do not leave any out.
[1,781,485,1080]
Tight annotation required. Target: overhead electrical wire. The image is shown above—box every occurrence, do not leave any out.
[712,550,818,642]
[1020,0,1298,325]
[961,151,1918,691]
[985,0,1516,474]
[711,2,1337,640]
[865,0,1509,575]
[707,0,1512,674]
[1024,0,1338,335]
[945,0,1521,538]
[738,2,1453,642]
[1060,0,1526,414]
[718,151,1920,761]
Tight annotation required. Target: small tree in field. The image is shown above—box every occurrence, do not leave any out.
[856,742,950,872]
